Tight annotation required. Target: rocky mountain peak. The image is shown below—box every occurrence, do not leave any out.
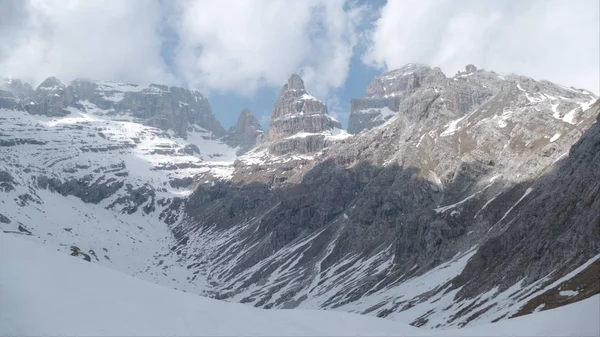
[349,63,597,134]
[266,74,342,142]
[37,77,65,91]
[285,73,305,91]
[0,78,34,110]
[26,77,76,117]
[223,109,264,154]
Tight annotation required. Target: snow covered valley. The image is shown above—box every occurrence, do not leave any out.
[1,233,598,336]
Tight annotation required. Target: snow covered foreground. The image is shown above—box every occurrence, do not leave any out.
[1,233,598,337]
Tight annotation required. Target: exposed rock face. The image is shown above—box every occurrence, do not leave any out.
[2,77,226,138]
[223,109,263,154]
[26,77,77,117]
[72,79,225,137]
[162,65,599,328]
[249,74,349,157]
[453,99,600,306]
[348,63,585,134]
[266,74,342,141]
[349,64,446,133]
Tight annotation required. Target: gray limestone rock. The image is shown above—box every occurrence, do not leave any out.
[26,77,77,117]
[223,109,264,154]
[266,74,342,141]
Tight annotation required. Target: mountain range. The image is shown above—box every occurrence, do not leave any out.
[0,63,598,331]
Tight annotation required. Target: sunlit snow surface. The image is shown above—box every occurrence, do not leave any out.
[0,233,598,337]
[0,107,236,290]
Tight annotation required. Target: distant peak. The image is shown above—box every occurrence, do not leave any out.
[37,77,64,90]
[465,64,478,73]
[286,74,305,91]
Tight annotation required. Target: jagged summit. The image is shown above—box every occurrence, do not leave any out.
[0,76,226,137]
[266,74,342,141]
[36,77,64,91]
[223,108,263,155]
[285,73,305,91]
[349,63,597,133]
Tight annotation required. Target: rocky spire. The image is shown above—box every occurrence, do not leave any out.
[266,74,342,141]
[285,73,305,91]
[223,108,263,154]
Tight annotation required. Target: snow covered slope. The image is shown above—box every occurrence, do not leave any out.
[1,232,598,337]
[0,103,236,288]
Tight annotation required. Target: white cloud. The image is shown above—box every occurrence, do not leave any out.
[169,0,365,97]
[0,0,171,87]
[365,0,600,94]
[0,0,365,99]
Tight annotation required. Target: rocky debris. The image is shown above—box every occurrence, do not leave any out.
[223,109,264,154]
[266,74,342,142]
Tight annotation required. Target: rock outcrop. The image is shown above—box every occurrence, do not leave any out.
[223,109,263,155]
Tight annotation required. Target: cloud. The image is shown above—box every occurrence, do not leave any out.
[0,0,365,99]
[0,0,171,87]
[365,0,600,94]
[169,0,365,97]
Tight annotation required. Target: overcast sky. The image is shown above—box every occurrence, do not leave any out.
[1,0,598,127]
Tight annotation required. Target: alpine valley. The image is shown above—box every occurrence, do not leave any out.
[1,64,599,333]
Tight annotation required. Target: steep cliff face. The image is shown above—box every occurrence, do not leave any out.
[348,63,595,134]
[1,77,226,137]
[72,79,226,137]
[223,109,264,155]
[452,99,600,315]
[25,77,79,117]
[266,74,342,141]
